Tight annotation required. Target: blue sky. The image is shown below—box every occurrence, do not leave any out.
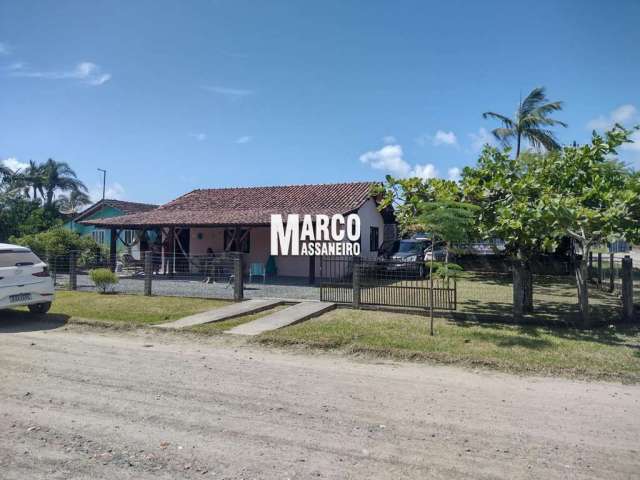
[1,0,639,205]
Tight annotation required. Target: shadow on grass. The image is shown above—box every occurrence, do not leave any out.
[0,309,69,333]
[450,314,640,350]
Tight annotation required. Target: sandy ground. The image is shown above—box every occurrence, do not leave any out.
[1,320,639,480]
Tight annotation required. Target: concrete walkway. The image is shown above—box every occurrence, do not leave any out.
[154,298,283,329]
[226,301,335,336]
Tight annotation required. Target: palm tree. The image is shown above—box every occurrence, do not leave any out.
[40,158,88,208]
[17,160,46,200]
[483,87,567,158]
[56,189,92,214]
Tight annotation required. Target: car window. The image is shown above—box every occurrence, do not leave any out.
[0,250,42,267]
[397,241,419,253]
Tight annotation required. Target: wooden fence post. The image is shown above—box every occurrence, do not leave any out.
[233,254,244,302]
[352,256,361,309]
[144,251,153,296]
[609,253,615,293]
[621,256,634,322]
[47,251,57,287]
[597,252,603,287]
[69,251,77,291]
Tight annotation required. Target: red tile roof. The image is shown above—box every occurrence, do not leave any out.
[82,182,379,227]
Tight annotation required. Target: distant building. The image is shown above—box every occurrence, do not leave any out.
[65,199,158,258]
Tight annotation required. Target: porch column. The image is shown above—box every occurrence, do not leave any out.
[168,226,175,277]
[308,254,316,285]
[109,228,118,272]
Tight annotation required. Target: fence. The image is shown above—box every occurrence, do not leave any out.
[319,257,457,310]
[43,249,637,324]
[47,251,244,301]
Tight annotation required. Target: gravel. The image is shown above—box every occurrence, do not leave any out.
[1,322,639,479]
[55,274,320,301]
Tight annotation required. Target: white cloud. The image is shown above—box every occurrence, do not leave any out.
[411,163,438,180]
[621,130,640,152]
[0,42,10,55]
[2,157,29,172]
[189,132,207,141]
[432,130,458,147]
[468,127,494,152]
[235,135,252,144]
[202,85,254,97]
[447,167,461,182]
[415,130,458,148]
[359,144,438,179]
[587,104,638,130]
[89,182,125,202]
[382,135,396,144]
[360,144,410,176]
[9,61,111,86]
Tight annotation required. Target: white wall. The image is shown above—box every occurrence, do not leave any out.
[356,198,386,258]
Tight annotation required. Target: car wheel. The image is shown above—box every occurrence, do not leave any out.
[28,302,52,314]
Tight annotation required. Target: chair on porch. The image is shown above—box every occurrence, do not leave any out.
[249,262,266,283]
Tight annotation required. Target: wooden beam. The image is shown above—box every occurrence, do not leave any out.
[109,229,118,272]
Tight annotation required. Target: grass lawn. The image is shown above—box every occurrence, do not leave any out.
[187,305,288,335]
[1,291,230,326]
[454,272,622,324]
[257,308,640,382]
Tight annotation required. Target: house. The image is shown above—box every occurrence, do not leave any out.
[65,199,158,258]
[81,182,395,282]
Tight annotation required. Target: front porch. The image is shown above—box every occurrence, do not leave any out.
[106,225,319,285]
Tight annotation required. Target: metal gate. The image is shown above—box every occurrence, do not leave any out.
[319,256,456,310]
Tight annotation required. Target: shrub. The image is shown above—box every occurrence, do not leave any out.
[89,268,119,294]
[10,227,101,259]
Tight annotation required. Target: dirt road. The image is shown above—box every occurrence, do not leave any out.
[1,321,639,479]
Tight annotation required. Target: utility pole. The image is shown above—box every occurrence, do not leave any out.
[97,168,106,201]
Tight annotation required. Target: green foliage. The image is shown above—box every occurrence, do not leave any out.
[432,262,463,279]
[482,86,567,157]
[541,126,640,248]
[89,268,119,294]
[0,197,63,241]
[11,158,89,209]
[373,176,463,234]
[461,146,556,258]
[419,200,478,245]
[10,227,101,258]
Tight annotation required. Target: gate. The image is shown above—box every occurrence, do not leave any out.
[319,256,456,310]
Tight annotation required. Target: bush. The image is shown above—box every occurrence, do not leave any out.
[89,268,119,294]
[10,227,101,258]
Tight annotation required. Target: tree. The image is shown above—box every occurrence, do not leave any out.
[19,160,46,200]
[40,158,88,208]
[56,189,92,215]
[372,176,462,235]
[461,146,558,317]
[542,126,640,326]
[419,200,478,271]
[483,87,568,158]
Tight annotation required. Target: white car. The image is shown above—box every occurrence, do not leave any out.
[0,243,55,313]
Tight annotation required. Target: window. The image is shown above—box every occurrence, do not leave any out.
[369,226,379,252]
[91,229,106,244]
[123,229,135,244]
[0,249,41,267]
[223,228,250,253]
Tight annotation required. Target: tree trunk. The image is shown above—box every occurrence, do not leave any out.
[523,263,533,313]
[513,251,533,320]
[516,132,521,158]
[575,250,590,328]
[513,261,525,321]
